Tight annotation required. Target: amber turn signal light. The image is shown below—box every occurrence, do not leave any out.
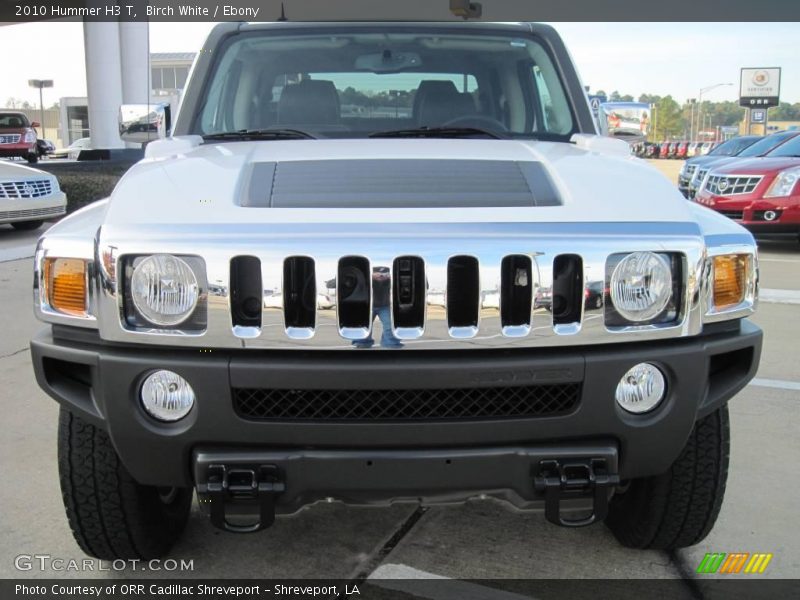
[713,255,748,310]
[44,258,87,317]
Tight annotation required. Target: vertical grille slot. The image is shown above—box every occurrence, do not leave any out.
[447,255,480,337]
[552,254,583,329]
[337,256,371,338]
[392,256,425,335]
[283,256,316,336]
[500,254,533,335]
[230,256,262,333]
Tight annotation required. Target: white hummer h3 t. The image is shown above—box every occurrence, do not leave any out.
[31,22,762,559]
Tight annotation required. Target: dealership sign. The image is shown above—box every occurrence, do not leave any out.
[739,68,781,107]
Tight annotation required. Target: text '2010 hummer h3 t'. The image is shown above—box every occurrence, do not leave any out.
[31,22,762,559]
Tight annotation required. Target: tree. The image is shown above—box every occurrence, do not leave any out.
[653,95,683,141]
[771,102,800,121]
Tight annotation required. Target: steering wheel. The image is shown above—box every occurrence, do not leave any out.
[442,115,508,132]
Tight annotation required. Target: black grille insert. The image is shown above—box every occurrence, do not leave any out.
[233,383,581,421]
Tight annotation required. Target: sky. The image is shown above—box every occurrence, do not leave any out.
[2,21,798,107]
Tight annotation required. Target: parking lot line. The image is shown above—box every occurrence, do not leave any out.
[749,378,800,392]
[759,289,800,305]
[369,564,538,600]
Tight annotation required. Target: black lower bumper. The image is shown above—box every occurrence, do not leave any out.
[31,321,761,506]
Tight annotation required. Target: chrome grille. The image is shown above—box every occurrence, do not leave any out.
[96,222,709,350]
[692,168,708,186]
[0,134,21,144]
[233,383,581,421]
[705,175,762,196]
[0,179,54,198]
[0,206,64,220]
[680,164,697,184]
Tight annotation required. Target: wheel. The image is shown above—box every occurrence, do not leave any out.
[605,405,729,550]
[58,408,193,559]
[594,296,602,309]
[11,220,44,231]
[26,153,38,164]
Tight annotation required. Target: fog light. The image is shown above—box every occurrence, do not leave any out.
[763,210,778,222]
[140,370,195,421]
[615,363,666,414]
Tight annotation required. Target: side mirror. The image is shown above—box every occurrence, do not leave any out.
[118,103,171,144]
[30,121,41,128]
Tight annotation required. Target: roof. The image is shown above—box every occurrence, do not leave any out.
[150,52,196,62]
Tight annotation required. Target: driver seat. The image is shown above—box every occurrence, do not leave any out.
[413,80,476,127]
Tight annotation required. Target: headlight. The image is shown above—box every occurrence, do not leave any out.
[764,167,800,198]
[610,252,673,322]
[131,254,199,326]
[24,129,36,143]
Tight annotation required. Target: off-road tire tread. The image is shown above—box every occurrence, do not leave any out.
[606,406,730,550]
[58,409,192,559]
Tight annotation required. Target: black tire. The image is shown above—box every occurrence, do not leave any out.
[605,405,730,550]
[11,220,44,231]
[58,408,193,559]
[27,153,38,164]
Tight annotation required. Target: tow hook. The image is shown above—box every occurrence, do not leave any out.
[533,458,620,528]
[198,464,285,533]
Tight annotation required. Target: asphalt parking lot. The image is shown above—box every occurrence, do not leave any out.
[1,160,798,594]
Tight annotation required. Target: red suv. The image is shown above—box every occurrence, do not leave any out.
[694,133,800,236]
[0,112,40,164]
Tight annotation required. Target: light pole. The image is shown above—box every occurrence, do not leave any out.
[695,83,733,142]
[28,79,53,139]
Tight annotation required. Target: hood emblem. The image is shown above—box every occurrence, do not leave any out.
[22,184,35,196]
[717,179,729,192]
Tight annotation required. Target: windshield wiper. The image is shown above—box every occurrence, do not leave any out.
[369,126,506,140]
[202,128,316,141]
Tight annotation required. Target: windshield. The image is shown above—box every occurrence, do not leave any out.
[765,133,800,158]
[709,136,758,156]
[0,113,30,129]
[194,29,576,139]
[738,132,798,157]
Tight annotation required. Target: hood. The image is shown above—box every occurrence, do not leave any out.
[711,156,800,176]
[685,153,735,167]
[0,160,48,179]
[103,138,695,226]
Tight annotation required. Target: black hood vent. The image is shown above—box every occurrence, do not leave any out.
[241,159,560,208]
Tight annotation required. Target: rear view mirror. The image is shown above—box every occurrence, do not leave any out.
[355,50,422,73]
[30,121,40,128]
[119,103,171,144]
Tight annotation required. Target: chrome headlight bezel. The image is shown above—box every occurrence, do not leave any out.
[605,251,682,327]
[702,245,758,323]
[123,254,208,332]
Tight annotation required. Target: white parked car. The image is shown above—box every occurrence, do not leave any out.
[0,160,66,230]
[51,137,92,160]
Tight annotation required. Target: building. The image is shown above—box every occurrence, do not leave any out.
[150,53,196,97]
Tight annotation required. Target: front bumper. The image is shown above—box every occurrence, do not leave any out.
[694,193,800,233]
[0,192,66,224]
[0,142,36,157]
[31,320,761,512]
